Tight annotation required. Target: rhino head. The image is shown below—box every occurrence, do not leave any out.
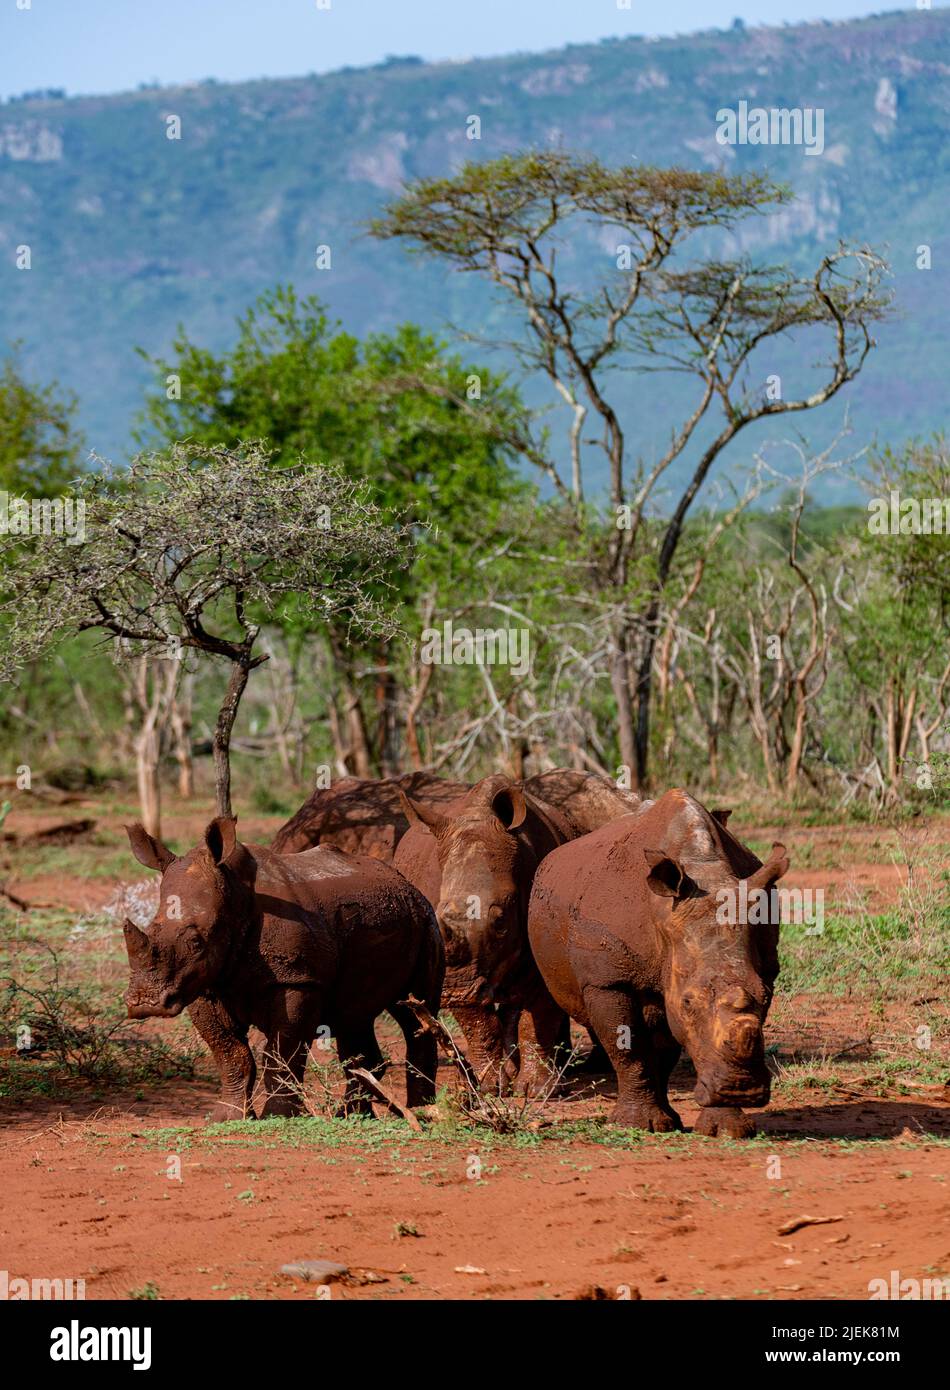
[401,778,528,987]
[643,841,790,1110]
[121,817,252,1019]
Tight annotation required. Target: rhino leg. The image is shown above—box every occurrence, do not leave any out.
[390,1000,438,1108]
[694,1106,757,1139]
[514,988,569,1096]
[188,996,256,1122]
[450,1002,515,1094]
[259,988,323,1119]
[583,986,683,1132]
[336,1023,387,1116]
[569,1029,612,1075]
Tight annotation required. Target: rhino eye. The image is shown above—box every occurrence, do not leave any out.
[184,930,204,955]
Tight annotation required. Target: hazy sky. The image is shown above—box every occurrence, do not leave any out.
[0,1,929,100]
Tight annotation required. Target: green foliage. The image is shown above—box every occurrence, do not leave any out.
[0,939,197,1092]
[0,440,405,676]
[136,284,530,543]
[0,346,84,494]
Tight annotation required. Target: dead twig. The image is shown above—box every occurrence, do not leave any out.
[344,1066,422,1131]
[777,1214,845,1237]
[402,994,481,1095]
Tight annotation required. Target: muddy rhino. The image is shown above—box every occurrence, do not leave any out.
[122,816,444,1120]
[527,789,789,1138]
[523,769,642,834]
[394,774,581,1092]
[394,770,642,1088]
[272,771,469,858]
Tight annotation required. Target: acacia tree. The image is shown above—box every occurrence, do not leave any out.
[0,441,406,828]
[372,152,890,787]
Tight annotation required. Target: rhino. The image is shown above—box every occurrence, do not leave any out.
[393,774,590,1092]
[522,769,642,834]
[121,816,444,1120]
[527,789,789,1138]
[272,771,469,858]
[393,769,644,1088]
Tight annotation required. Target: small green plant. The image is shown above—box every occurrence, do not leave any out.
[129,1282,160,1301]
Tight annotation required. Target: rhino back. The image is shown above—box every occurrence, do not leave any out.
[530,788,763,958]
[525,769,642,835]
[244,844,435,1007]
[272,773,468,858]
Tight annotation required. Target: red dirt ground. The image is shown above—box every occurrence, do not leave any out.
[2,1075,948,1302]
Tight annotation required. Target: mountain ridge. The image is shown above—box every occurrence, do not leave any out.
[2,6,948,496]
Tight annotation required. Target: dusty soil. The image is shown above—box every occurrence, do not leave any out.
[1,794,947,1300]
[2,1072,948,1302]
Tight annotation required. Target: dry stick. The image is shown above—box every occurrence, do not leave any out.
[777,1214,845,1237]
[0,883,33,911]
[344,1066,422,1132]
[402,995,482,1096]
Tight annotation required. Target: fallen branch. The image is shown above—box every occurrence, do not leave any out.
[0,883,32,911]
[344,1066,422,1131]
[777,1214,845,1237]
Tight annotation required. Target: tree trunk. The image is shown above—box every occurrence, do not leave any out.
[170,673,194,799]
[610,621,638,788]
[134,719,162,839]
[405,661,433,771]
[375,654,399,777]
[786,687,808,795]
[629,593,668,792]
[213,657,251,818]
[344,688,374,778]
[329,629,374,777]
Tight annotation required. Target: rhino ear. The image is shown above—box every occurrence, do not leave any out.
[491,784,528,831]
[126,823,175,873]
[399,791,450,839]
[711,808,732,829]
[644,849,698,901]
[205,816,238,866]
[747,842,790,892]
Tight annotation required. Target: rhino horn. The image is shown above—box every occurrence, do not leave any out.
[746,842,790,892]
[122,918,149,955]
